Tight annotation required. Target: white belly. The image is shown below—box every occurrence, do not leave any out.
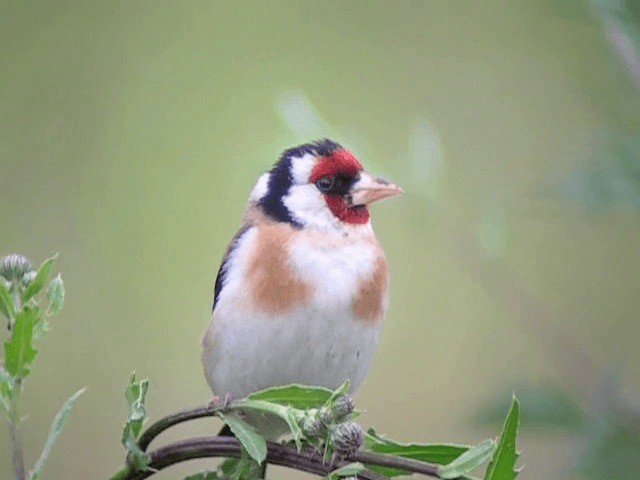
[203,303,380,399]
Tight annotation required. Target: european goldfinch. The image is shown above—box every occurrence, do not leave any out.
[201,139,402,430]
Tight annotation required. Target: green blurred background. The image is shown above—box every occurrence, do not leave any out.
[2,1,640,478]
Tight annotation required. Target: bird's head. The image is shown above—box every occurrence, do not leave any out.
[248,139,402,231]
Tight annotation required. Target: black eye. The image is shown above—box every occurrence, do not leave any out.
[316,176,334,192]
[334,175,349,190]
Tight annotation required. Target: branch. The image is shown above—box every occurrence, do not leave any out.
[113,404,445,480]
[113,436,443,480]
[137,404,217,451]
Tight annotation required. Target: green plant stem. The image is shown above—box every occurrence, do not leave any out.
[8,385,26,480]
[9,284,21,329]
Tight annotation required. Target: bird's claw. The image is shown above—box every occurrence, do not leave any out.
[209,392,233,411]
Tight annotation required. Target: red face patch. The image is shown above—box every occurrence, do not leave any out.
[309,149,363,183]
[324,196,370,224]
[310,149,369,225]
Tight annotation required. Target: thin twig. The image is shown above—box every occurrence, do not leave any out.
[137,404,217,451]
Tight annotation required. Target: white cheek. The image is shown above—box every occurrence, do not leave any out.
[289,153,316,183]
[249,173,270,203]
[283,185,341,230]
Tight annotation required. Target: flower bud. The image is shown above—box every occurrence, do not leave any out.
[301,415,324,438]
[319,406,333,425]
[0,254,33,282]
[332,395,355,420]
[331,421,364,457]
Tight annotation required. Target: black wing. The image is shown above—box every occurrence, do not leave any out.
[212,225,251,312]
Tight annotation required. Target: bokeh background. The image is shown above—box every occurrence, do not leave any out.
[2,1,640,479]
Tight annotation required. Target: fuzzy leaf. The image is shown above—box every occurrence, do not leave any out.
[0,366,12,410]
[22,255,57,303]
[30,388,86,480]
[122,425,151,471]
[32,318,50,341]
[326,462,365,479]
[4,308,38,377]
[46,274,65,316]
[218,412,267,464]
[484,396,521,480]
[217,455,259,480]
[328,380,351,403]
[439,439,496,479]
[247,384,333,408]
[231,398,304,448]
[124,373,149,438]
[365,429,470,477]
[0,281,15,321]
[121,373,151,471]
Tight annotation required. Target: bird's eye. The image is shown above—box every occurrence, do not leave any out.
[316,176,334,192]
[334,176,349,190]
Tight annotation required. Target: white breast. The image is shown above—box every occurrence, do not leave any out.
[289,228,379,311]
[201,224,383,401]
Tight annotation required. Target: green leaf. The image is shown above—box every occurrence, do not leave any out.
[22,254,57,303]
[46,274,64,316]
[230,398,304,449]
[217,454,258,480]
[439,439,496,479]
[326,462,365,479]
[4,307,38,377]
[0,366,12,411]
[122,424,151,471]
[484,396,521,480]
[365,429,470,477]
[218,412,267,464]
[32,318,50,341]
[247,384,333,408]
[29,387,86,480]
[328,380,350,403]
[0,280,15,321]
[184,471,218,480]
[121,373,151,471]
[124,373,149,438]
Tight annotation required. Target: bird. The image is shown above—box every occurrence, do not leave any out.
[201,139,402,435]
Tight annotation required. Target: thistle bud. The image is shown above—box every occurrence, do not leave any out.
[319,406,333,425]
[301,415,324,438]
[331,421,364,457]
[332,395,355,420]
[0,254,33,282]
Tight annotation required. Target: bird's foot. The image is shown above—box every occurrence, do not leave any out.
[209,392,233,411]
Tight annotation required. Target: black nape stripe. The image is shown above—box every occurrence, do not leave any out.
[258,155,301,227]
[257,139,342,227]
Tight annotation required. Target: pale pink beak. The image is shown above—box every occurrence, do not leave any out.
[347,171,403,206]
